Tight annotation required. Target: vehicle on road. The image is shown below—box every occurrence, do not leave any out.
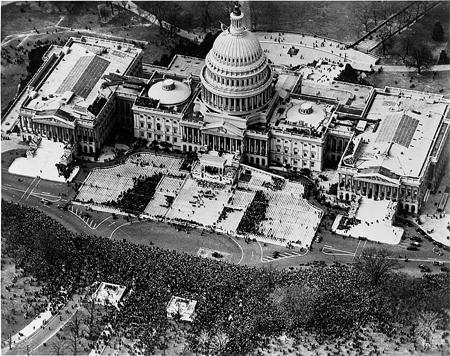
[419,264,431,273]
[416,228,426,236]
[57,203,69,210]
[41,198,51,205]
[433,260,443,266]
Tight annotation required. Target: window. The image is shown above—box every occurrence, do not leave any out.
[166,127,170,132]
[156,123,161,131]
[157,135,162,140]
[166,136,170,142]
[311,162,315,167]
[173,137,177,143]
[147,123,152,129]
[140,122,144,128]
[303,151,308,157]
[148,133,152,138]
[140,131,145,137]
[173,128,178,134]
[284,148,288,154]
[277,148,281,153]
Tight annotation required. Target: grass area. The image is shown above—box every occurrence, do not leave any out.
[112,219,242,264]
[375,1,450,65]
[365,70,450,96]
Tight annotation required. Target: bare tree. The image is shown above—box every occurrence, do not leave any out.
[209,330,230,356]
[140,2,170,33]
[378,25,394,56]
[415,311,441,350]
[51,336,68,355]
[197,1,215,32]
[197,330,210,355]
[354,247,399,286]
[67,310,85,355]
[406,42,433,74]
[393,29,415,64]
[165,2,181,38]
[353,2,373,33]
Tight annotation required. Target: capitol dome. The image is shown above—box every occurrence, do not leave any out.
[200,3,272,116]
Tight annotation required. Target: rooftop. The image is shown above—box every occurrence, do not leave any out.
[350,89,448,178]
[23,37,141,119]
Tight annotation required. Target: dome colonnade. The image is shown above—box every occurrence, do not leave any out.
[200,3,272,116]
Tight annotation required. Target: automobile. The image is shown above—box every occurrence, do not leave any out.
[441,267,449,273]
[427,228,435,233]
[57,203,69,210]
[410,236,422,242]
[272,251,281,259]
[410,241,421,247]
[419,264,431,273]
[405,221,413,227]
[407,246,418,251]
[315,235,322,243]
[80,212,91,218]
[416,228,426,236]
[433,260,443,266]
[41,198,51,205]
[433,249,444,256]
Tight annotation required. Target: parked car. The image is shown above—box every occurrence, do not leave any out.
[57,203,69,210]
[407,246,418,251]
[441,266,449,273]
[410,241,421,247]
[419,264,431,273]
[410,236,422,242]
[427,228,435,233]
[416,228,426,236]
[433,260,443,266]
[433,248,444,256]
[41,198,51,205]
[315,235,322,243]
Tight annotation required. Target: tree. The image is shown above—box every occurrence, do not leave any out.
[415,311,441,350]
[393,30,415,64]
[51,336,68,355]
[67,310,85,355]
[353,2,373,33]
[438,50,450,65]
[354,247,399,286]
[378,25,394,56]
[197,330,210,355]
[197,1,215,32]
[99,6,110,22]
[406,42,434,74]
[165,2,181,38]
[140,2,170,33]
[432,21,444,41]
[209,331,230,356]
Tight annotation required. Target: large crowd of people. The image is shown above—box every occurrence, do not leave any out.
[2,200,450,355]
[237,190,269,235]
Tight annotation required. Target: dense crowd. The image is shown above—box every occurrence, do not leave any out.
[106,173,162,214]
[237,190,269,235]
[2,200,450,355]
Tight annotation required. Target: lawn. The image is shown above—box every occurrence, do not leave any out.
[375,1,450,65]
[365,70,450,96]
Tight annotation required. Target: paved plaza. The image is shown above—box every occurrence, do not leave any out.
[75,153,323,247]
[332,198,403,245]
[418,178,450,247]
[8,138,79,182]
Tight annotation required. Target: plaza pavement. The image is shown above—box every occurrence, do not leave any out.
[332,198,403,245]
[8,138,79,182]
